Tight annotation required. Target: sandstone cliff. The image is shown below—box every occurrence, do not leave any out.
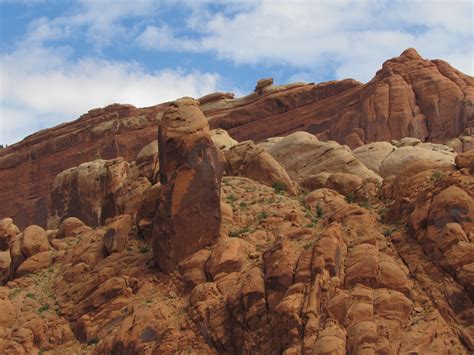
[1,48,473,231]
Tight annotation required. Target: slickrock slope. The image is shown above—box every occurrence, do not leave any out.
[206,48,474,146]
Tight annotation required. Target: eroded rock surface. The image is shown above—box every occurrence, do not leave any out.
[152,98,224,272]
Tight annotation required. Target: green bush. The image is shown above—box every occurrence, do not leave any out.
[345,192,355,203]
[272,181,286,195]
[430,170,444,182]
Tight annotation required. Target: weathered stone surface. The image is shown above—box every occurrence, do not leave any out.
[0,103,165,229]
[325,173,363,196]
[0,251,11,284]
[48,157,150,228]
[266,132,381,182]
[103,214,132,254]
[57,217,85,239]
[353,142,396,174]
[455,149,474,170]
[379,145,455,177]
[225,140,297,195]
[152,98,223,272]
[211,128,238,151]
[135,140,159,183]
[20,225,51,259]
[0,218,19,251]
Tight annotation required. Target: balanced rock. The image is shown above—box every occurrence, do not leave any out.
[152,98,224,272]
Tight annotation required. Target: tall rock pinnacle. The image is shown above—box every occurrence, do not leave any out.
[153,98,224,272]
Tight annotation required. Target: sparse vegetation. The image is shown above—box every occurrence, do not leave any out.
[345,192,355,203]
[359,199,371,209]
[430,170,444,182]
[87,337,100,345]
[26,292,36,299]
[258,211,268,220]
[37,304,50,314]
[239,201,247,208]
[226,194,238,204]
[272,181,286,195]
[9,288,22,299]
[229,227,250,237]
[140,245,150,253]
[383,227,396,238]
[316,204,324,218]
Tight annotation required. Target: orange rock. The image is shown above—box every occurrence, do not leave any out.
[225,140,297,195]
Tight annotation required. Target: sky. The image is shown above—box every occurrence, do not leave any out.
[0,0,473,145]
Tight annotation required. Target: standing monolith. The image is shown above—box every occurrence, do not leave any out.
[153,98,223,272]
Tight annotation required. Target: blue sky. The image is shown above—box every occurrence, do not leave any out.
[1,0,473,145]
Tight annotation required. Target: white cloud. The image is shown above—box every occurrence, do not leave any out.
[135,0,473,81]
[0,43,220,145]
[135,25,200,51]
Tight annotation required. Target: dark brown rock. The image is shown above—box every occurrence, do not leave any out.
[152,98,223,272]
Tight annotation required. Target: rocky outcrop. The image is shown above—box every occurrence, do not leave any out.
[207,48,474,147]
[48,155,152,228]
[225,140,297,195]
[152,98,224,272]
[0,103,166,229]
[263,132,381,182]
[354,139,456,176]
[1,49,472,231]
[210,128,238,151]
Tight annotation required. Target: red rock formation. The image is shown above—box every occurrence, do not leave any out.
[206,48,474,146]
[1,48,472,231]
[152,98,224,272]
[0,103,166,229]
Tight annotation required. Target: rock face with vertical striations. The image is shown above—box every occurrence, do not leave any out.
[152,98,224,273]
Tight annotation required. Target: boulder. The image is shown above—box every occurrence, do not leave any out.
[353,142,396,174]
[20,225,51,259]
[103,214,132,254]
[255,78,273,91]
[325,173,363,196]
[49,157,150,228]
[0,218,19,251]
[455,149,474,170]
[0,250,11,284]
[57,217,85,239]
[152,98,224,272]
[15,250,57,278]
[266,132,381,182]
[225,141,297,195]
[299,173,331,192]
[379,145,455,177]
